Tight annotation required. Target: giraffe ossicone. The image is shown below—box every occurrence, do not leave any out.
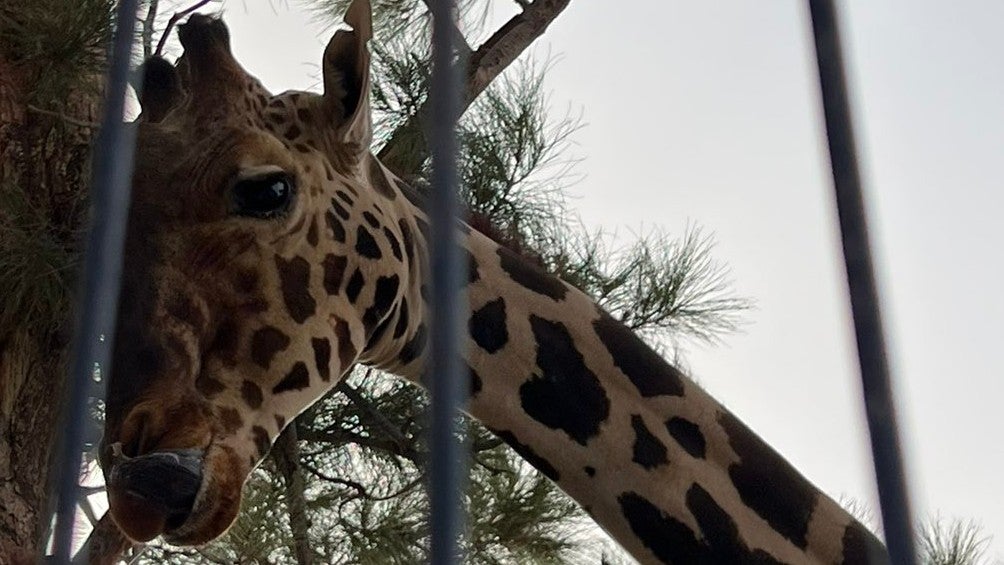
[100,1,890,562]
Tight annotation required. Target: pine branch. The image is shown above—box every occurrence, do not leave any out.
[377,0,572,178]
[273,425,315,565]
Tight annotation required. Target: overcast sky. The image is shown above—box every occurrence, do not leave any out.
[209,0,1003,559]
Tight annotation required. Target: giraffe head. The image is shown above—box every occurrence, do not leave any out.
[100,0,398,544]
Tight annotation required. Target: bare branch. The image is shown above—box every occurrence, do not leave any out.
[142,0,160,59]
[155,0,215,58]
[273,425,314,565]
[377,0,572,178]
[78,512,136,565]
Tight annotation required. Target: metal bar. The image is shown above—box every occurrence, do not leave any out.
[807,2,917,563]
[50,0,141,561]
[426,0,469,563]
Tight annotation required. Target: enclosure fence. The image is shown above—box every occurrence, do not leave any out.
[48,1,917,563]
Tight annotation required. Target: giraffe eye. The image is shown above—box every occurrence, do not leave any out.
[232,171,294,219]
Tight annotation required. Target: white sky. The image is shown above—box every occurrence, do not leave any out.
[203,0,1003,559]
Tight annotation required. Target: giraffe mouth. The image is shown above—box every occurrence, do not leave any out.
[106,442,247,545]
[106,447,204,542]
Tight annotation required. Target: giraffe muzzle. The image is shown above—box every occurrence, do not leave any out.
[106,448,204,542]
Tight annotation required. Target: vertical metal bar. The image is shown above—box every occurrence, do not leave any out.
[807,2,917,563]
[51,0,141,561]
[426,0,469,563]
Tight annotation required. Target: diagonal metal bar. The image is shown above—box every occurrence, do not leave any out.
[426,0,469,563]
[807,2,917,564]
[50,0,141,561]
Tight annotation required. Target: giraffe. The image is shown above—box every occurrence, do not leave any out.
[98,2,890,563]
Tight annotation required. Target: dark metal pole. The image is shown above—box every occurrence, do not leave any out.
[807,2,917,563]
[426,0,469,563]
[51,0,141,561]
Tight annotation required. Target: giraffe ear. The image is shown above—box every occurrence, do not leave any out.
[138,57,184,123]
[322,0,373,148]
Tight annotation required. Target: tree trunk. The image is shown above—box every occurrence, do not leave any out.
[0,52,101,563]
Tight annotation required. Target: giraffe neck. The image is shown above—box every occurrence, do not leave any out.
[338,164,887,565]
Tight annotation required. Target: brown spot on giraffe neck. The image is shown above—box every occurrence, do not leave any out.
[272,362,311,394]
[274,255,316,324]
[631,415,669,469]
[519,315,609,446]
[718,409,817,550]
[241,380,264,409]
[311,338,332,381]
[250,326,291,369]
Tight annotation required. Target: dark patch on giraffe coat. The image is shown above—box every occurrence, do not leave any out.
[465,248,480,283]
[333,319,356,370]
[210,318,240,367]
[362,211,379,228]
[365,306,396,350]
[519,315,610,446]
[296,107,311,122]
[311,338,332,382]
[469,298,508,353]
[274,256,315,324]
[335,190,353,206]
[666,417,707,459]
[166,293,205,333]
[686,483,789,564]
[398,323,427,364]
[398,219,415,265]
[468,364,483,397]
[251,425,271,458]
[584,466,596,477]
[631,414,669,469]
[718,409,817,550]
[325,210,346,242]
[383,226,402,261]
[274,414,287,431]
[306,216,319,246]
[196,375,225,397]
[219,407,243,435]
[273,361,310,394]
[322,254,348,295]
[619,490,708,564]
[355,225,382,259]
[241,380,264,409]
[250,326,291,368]
[393,300,409,339]
[593,313,686,398]
[232,269,258,295]
[618,489,786,565]
[493,429,559,482]
[368,158,398,199]
[496,246,566,300]
[363,275,400,336]
[345,269,365,303]
[840,520,888,564]
[331,199,351,221]
[284,123,301,140]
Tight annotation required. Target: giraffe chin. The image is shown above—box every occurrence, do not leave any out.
[109,443,248,546]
